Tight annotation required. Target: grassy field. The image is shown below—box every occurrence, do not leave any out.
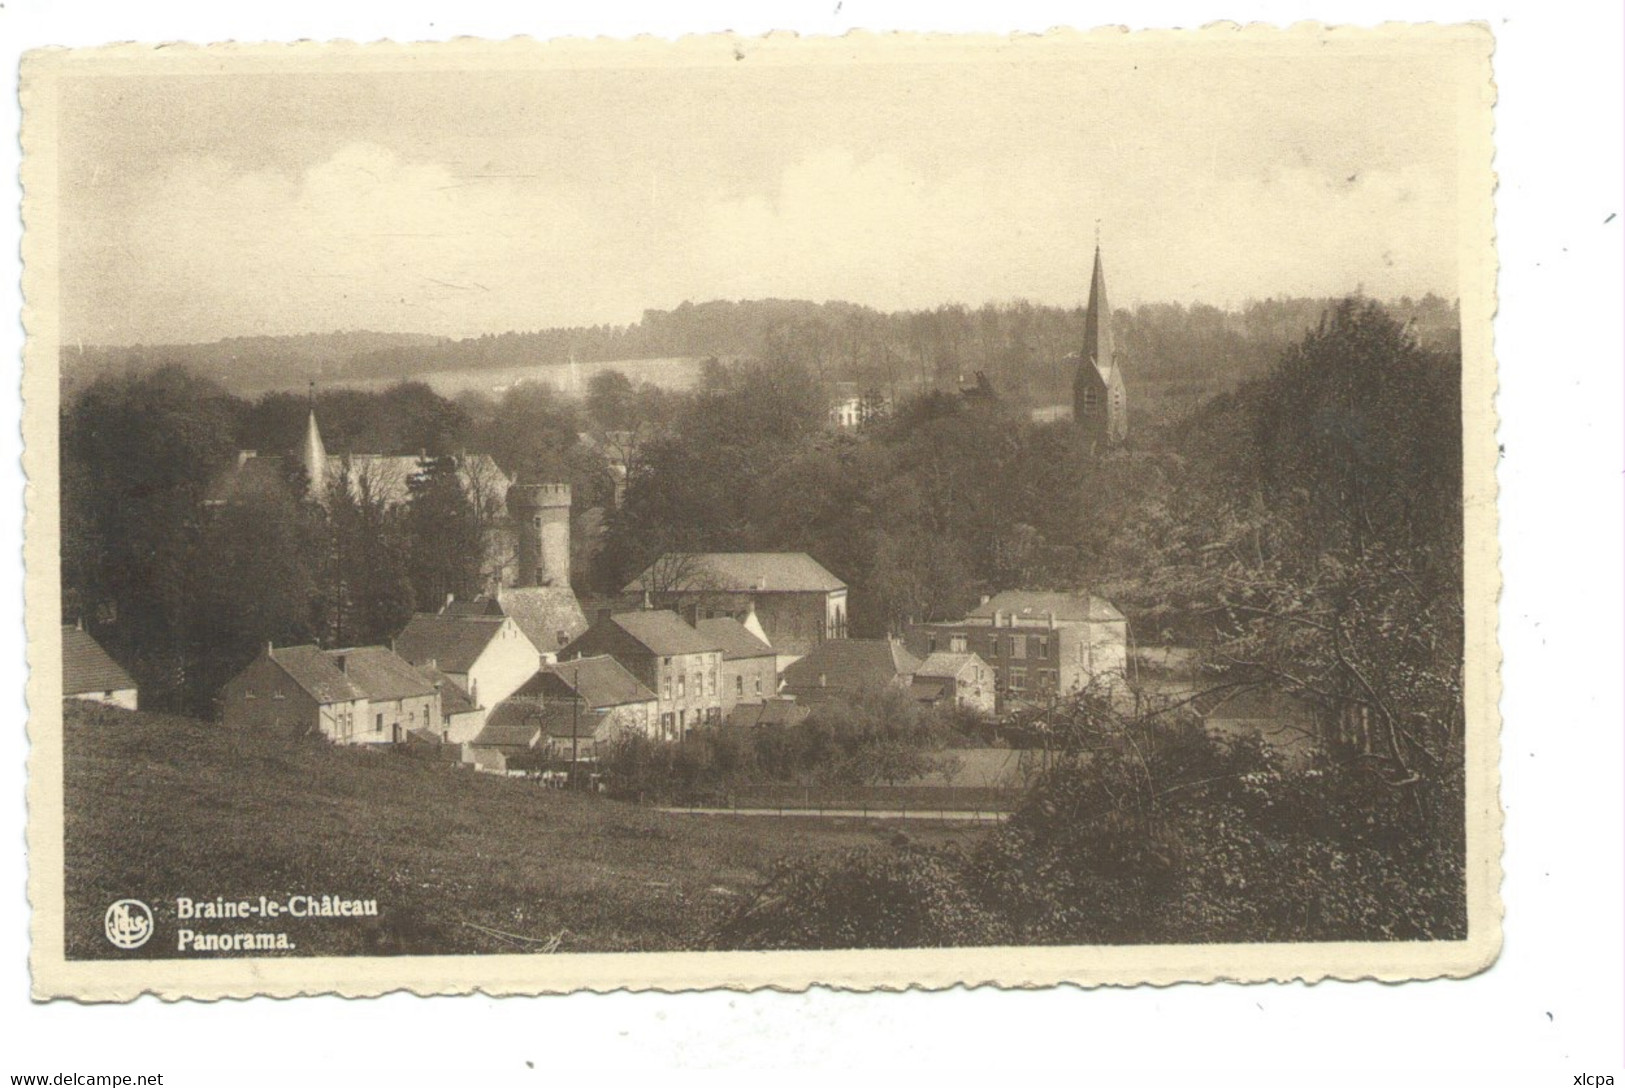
[62,704,983,958]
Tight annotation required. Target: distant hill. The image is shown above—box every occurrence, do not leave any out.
[61,293,1460,410]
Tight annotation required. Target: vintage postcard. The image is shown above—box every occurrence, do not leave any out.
[23,26,1499,1000]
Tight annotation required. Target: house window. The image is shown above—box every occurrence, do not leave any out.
[707,669,717,697]
[677,674,686,698]
[1083,387,1099,407]
[927,634,937,653]
[663,674,672,701]
[660,712,674,738]
[376,713,384,732]
[950,635,967,653]
[735,675,744,697]
[1010,636,1025,659]
[1036,636,1050,660]
[1009,668,1027,692]
[989,635,999,657]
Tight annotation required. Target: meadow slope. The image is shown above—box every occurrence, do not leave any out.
[62,704,977,958]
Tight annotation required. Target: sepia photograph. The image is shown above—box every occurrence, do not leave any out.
[23,25,1499,999]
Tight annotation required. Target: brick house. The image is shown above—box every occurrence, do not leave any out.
[220,643,440,745]
[695,615,778,718]
[560,610,723,741]
[904,590,1128,712]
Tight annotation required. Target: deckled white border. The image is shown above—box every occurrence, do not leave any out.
[21,25,1501,1002]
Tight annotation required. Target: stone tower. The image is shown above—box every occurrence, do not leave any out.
[507,482,571,588]
[1073,243,1128,451]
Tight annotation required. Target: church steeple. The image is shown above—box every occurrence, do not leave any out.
[1073,239,1128,451]
[1082,243,1113,370]
[302,391,328,502]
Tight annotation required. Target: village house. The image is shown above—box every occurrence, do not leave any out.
[423,664,483,743]
[61,623,138,710]
[561,610,723,741]
[219,643,441,745]
[625,551,848,663]
[463,717,544,776]
[481,655,659,767]
[780,638,921,706]
[392,612,541,717]
[695,614,778,718]
[903,589,1128,712]
[910,651,996,715]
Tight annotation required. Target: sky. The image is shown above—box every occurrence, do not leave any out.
[56,37,1473,345]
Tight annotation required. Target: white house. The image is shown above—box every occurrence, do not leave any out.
[393,612,541,719]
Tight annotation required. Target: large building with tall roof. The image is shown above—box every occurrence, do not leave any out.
[624,551,847,661]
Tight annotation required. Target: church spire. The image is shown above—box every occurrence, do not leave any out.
[1082,243,1113,371]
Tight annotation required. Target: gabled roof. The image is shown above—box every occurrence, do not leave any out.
[496,586,588,653]
[326,452,510,511]
[915,651,987,679]
[513,655,657,709]
[268,645,367,705]
[470,715,543,751]
[328,646,438,702]
[393,614,512,675]
[695,617,775,660]
[781,639,921,694]
[61,625,136,695]
[625,552,845,594]
[967,590,1126,624]
[603,610,720,657]
[910,677,952,703]
[423,665,477,716]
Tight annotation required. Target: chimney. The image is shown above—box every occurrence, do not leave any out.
[596,607,614,626]
[265,640,274,656]
[334,653,348,674]
[445,593,455,611]
[980,594,991,606]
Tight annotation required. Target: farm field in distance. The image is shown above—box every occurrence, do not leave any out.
[63,704,984,959]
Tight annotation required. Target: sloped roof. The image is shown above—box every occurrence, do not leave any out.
[696,617,775,660]
[910,677,952,703]
[607,610,720,657]
[393,614,508,675]
[268,645,366,705]
[327,452,510,511]
[967,590,1125,624]
[513,656,656,709]
[470,714,542,751]
[329,646,437,702]
[61,625,136,696]
[915,651,986,679]
[496,586,588,653]
[781,639,921,694]
[423,665,477,716]
[625,552,845,594]
[534,702,622,741]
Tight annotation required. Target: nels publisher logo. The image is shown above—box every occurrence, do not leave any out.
[103,899,154,950]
